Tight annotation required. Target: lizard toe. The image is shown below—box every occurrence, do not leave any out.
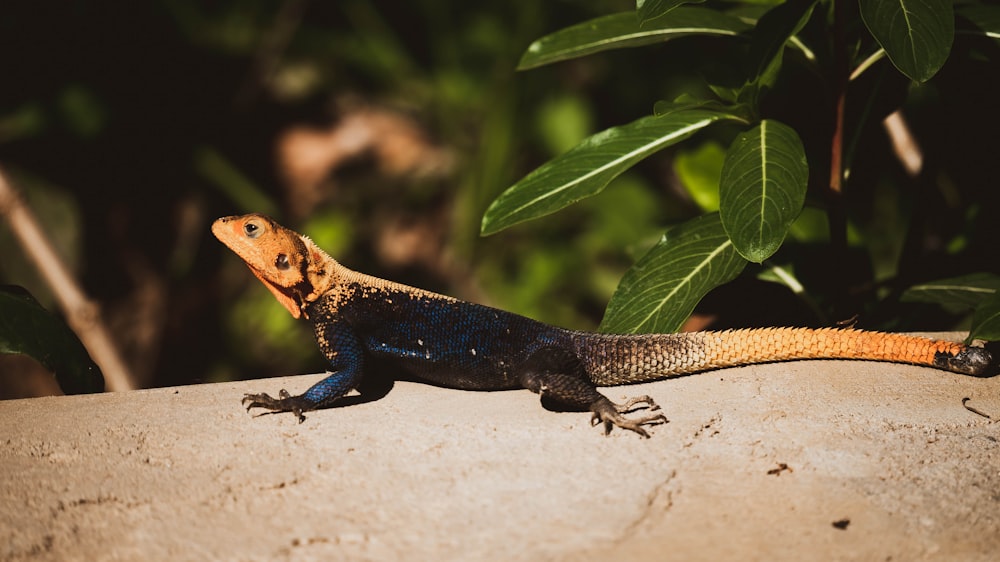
[591,397,668,438]
[615,394,660,413]
[242,392,278,411]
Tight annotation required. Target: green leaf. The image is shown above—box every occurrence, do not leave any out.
[740,0,818,104]
[900,273,1000,309]
[481,109,743,235]
[0,286,103,394]
[518,8,750,70]
[637,0,706,27]
[859,0,954,83]
[599,213,747,334]
[746,0,817,80]
[653,96,749,118]
[719,119,808,263]
[969,292,1000,342]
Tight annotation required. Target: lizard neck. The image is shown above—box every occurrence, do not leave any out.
[293,242,344,317]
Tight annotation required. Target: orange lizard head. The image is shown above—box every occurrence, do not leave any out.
[212,214,337,319]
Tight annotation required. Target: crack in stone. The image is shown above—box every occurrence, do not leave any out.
[614,468,679,545]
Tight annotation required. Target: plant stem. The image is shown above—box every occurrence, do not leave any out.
[828,0,849,258]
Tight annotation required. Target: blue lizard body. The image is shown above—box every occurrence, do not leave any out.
[301,282,567,401]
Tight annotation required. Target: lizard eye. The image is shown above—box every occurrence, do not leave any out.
[244,222,261,239]
[275,254,290,270]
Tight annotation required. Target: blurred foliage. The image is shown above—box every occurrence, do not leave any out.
[1,1,998,395]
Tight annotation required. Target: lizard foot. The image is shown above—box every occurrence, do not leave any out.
[242,389,313,423]
[590,396,668,438]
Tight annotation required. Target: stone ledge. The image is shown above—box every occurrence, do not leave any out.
[2,340,998,560]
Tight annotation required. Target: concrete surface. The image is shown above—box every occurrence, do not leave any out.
[2,336,999,561]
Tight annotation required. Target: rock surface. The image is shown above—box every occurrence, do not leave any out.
[2,339,998,561]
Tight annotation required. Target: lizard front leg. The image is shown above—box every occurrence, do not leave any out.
[243,321,366,422]
[242,365,362,422]
[518,347,668,438]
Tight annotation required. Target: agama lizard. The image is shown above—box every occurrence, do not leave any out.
[213,213,993,437]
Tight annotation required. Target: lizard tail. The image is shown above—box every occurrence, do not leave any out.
[572,327,993,386]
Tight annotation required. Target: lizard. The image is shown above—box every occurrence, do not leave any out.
[212,213,993,437]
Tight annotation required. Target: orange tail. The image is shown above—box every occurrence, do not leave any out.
[577,328,992,386]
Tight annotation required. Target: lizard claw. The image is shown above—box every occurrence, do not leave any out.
[242,389,310,423]
[590,396,668,438]
[614,394,661,413]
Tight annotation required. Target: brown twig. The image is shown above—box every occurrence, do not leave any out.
[883,110,923,177]
[0,167,133,391]
[962,397,992,420]
[827,0,849,254]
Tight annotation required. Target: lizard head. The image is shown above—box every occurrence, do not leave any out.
[212,214,337,319]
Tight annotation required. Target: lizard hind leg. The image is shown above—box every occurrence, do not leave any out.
[517,347,667,438]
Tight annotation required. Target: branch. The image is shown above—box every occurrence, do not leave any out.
[883,110,923,177]
[0,167,133,391]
